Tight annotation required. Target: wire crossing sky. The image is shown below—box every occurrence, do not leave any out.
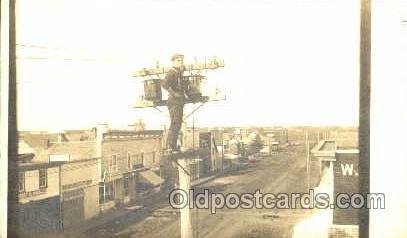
[16,0,359,131]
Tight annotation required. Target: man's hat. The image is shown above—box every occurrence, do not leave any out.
[171,53,184,61]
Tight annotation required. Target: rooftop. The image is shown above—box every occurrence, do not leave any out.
[311,140,337,158]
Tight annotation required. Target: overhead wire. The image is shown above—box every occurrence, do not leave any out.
[16,43,132,62]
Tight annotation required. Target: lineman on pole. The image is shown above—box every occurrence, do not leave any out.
[162,53,189,152]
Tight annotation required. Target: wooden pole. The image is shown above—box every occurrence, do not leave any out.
[177,116,193,238]
[359,0,371,237]
[177,158,193,238]
[59,165,63,230]
[305,131,310,190]
[0,1,11,236]
[1,0,17,236]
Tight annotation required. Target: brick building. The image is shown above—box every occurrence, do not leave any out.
[96,126,164,211]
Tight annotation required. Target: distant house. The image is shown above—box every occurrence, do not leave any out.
[227,137,242,158]
[233,127,250,142]
[182,128,224,179]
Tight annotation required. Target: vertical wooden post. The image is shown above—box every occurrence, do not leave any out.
[359,0,371,237]
[59,165,64,230]
[0,1,11,236]
[223,128,226,173]
[1,0,17,236]
[305,131,310,190]
[177,158,193,238]
[0,0,10,234]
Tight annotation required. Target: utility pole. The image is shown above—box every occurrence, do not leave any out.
[177,158,193,238]
[359,0,371,237]
[305,131,310,190]
[59,164,64,230]
[221,128,224,173]
[133,56,224,238]
[1,0,17,237]
[0,1,11,236]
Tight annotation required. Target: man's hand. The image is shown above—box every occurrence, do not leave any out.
[168,88,184,98]
[172,92,184,98]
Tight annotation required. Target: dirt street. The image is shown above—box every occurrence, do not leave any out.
[95,145,320,238]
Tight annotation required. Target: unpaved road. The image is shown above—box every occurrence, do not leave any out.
[107,145,318,238]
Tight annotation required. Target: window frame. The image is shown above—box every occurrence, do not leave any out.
[39,168,47,188]
[109,155,118,172]
[123,175,129,196]
[127,152,132,170]
[100,182,115,203]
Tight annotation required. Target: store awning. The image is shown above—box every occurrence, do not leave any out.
[139,170,164,187]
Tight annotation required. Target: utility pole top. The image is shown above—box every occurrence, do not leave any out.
[133,57,225,77]
[132,54,226,238]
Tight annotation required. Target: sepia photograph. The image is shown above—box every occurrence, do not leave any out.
[1,0,407,237]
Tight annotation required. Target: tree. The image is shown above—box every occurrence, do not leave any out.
[247,133,264,155]
[134,119,146,131]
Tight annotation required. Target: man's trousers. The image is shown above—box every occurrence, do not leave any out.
[167,102,184,150]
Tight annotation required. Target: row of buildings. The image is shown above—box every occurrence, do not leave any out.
[12,125,291,236]
[12,124,233,236]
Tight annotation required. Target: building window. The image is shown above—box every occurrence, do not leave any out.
[99,186,104,203]
[18,172,25,192]
[39,169,47,188]
[109,155,118,172]
[127,153,132,170]
[140,152,144,166]
[105,182,114,201]
[123,175,129,196]
[190,163,199,180]
[223,140,229,152]
[132,154,142,169]
[99,182,114,204]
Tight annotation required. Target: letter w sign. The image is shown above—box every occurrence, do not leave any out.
[340,163,358,176]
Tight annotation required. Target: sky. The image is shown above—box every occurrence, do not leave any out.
[15,0,360,131]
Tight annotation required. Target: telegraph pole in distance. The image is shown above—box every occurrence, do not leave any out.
[305,131,310,190]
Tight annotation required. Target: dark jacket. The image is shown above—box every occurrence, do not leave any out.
[162,67,188,104]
